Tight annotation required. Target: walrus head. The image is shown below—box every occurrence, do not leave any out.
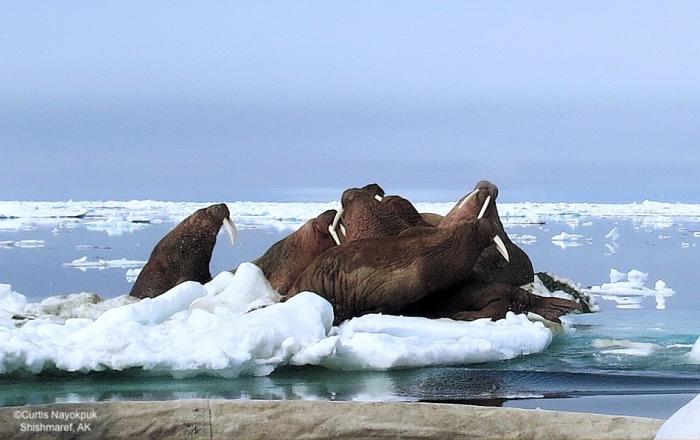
[440,181,499,227]
[188,203,238,246]
[329,183,429,244]
[251,209,339,294]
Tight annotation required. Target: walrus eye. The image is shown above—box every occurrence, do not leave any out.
[477,195,492,220]
[223,217,238,246]
[458,189,479,209]
[374,194,383,202]
[492,235,509,262]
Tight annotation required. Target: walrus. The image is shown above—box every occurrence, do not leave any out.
[331,183,429,243]
[286,211,510,325]
[401,281,583,323]
[331,181,534,287]
[249,209,339,293]
[130,203,237,299]
[441,180,534,287]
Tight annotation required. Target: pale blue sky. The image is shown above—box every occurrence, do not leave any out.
[2,1,699,202]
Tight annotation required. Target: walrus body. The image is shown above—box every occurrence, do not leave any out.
[130,203,236,299]
[288,217,507,325]
[250,209,338,293]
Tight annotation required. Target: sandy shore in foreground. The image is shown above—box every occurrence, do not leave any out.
[0,399,663,440]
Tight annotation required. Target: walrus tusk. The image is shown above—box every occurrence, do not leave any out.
[493,235,509,262]
[374,194,383,202]
[477,195,491,220]
[223,217,238,246]
[458,189,479,209]
[339,223,346,237]
[328,225,341,245]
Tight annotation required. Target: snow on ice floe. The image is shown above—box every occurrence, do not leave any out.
[0,264,552,377]
[551,232,592,249]
[1,200,700,234]
[584,269,675,310]
[656,393,700,440]
[63,256,147,271]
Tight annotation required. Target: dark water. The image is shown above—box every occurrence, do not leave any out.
[1,216,699,418]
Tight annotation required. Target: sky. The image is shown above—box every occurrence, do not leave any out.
[1,1,699,202]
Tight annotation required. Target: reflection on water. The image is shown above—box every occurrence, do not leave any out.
[1,215,700,417]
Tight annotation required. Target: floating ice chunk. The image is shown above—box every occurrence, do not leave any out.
[586,269,674,310]
[0,240,45,249]
[511,234,537,245]
[592,339,660,357]
[76,244,112,250]
[125,268,142,283]
[63,256,147,271]
[658,234,671,240]
[694,232,700,238]
[656,393,700,439]
[605,227,620,241]
[687,337,700,364]
[551,232,592,249]
[292,312,552,370]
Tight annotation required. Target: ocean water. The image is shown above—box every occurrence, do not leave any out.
[1,202,699,418]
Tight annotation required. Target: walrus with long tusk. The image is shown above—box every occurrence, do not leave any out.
[130,203,238,299]
[247,209,339,293]
[286,203,511,324]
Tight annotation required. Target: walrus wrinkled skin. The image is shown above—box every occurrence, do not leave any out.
[402,282,583,324]
[287,216,508,325]
[130,203,235,299]
[336,183,429,242]
[442,181,534,287]
[250,210,338,293]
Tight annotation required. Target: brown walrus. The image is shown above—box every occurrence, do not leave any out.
[130,203,237,299]
[249,209,338,293]
[286,213,510,325]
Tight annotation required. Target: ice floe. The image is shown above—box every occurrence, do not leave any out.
[63,256,147,271]
[656,393,700,440]
[551,232,592,249]
[125,268,142,283]
[0,240,45,249]
[592,339,660,357]
[585,269,675,310]
[687,338,700,364]
[2,200,700,234]
[510,234,537,245]
[0,264,552,377]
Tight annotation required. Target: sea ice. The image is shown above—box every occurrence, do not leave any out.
[0,266,553,377]
[687,337,700,364]
[0,240,45,249]
[585,269,674,310]
[63,256,147,271]
[125,268,142,283]
[592,339,660,357]
[551,232,592,249]
[656,393,700,440]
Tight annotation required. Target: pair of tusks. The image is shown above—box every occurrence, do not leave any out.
[458,189,492,220]
[223,217,239,246]
[327,193,385,245]
[460,190,507,261]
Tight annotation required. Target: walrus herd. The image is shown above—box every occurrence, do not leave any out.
[130,181,583,324]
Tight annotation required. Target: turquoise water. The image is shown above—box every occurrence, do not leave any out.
[1,216,699,418]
